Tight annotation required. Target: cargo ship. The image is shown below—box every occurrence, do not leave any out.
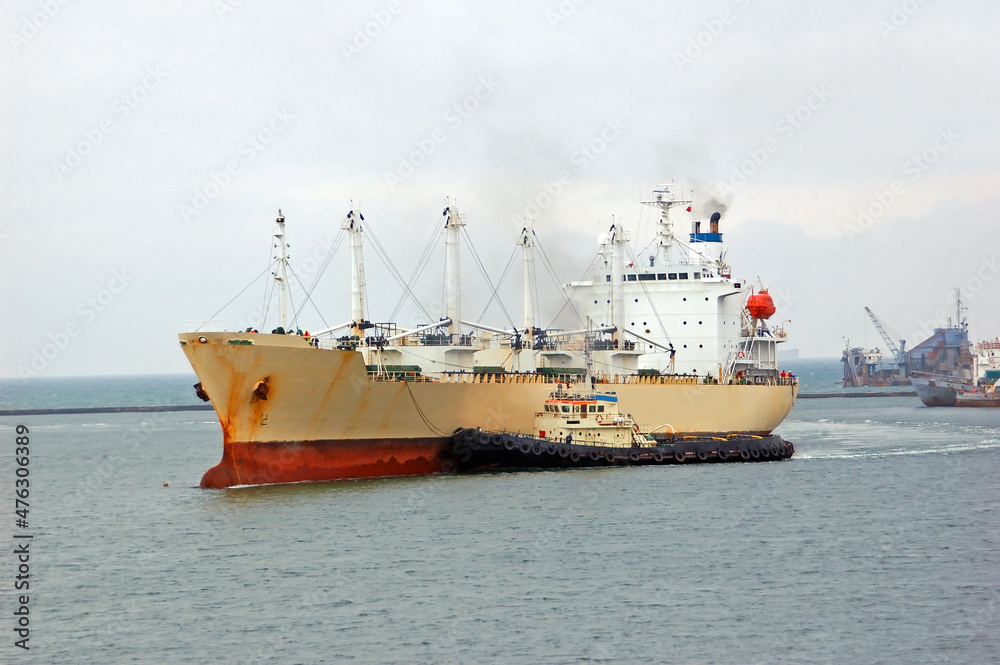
[908,291,977,406]
[180,187,798,488]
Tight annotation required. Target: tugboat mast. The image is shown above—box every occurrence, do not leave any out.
[273,210,290,331]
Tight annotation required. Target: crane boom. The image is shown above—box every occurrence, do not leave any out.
[864,307,904,363]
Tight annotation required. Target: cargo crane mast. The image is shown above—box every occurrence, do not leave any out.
[343,203,370,340]
[273,210,290,331]
[865,307,907,367]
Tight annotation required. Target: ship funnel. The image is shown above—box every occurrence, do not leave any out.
[693,220,701,234]
[710,211,721,234]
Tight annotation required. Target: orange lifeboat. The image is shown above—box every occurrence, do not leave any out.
[747,290,776,320]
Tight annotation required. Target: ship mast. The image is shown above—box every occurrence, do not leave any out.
[343,203,368,339]
[519,220,538,345]
[641,185,691,266]
[955,287,968,331]
[273,210,290,331]
[609,217,627,348]
[444,199,465,344]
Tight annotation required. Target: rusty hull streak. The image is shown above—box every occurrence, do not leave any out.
[313,352,369,438]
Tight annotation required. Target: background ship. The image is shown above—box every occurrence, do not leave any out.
[840,308,910,387]
[180,187,798,487]
[908,291,976,406]
[840,292,997,405]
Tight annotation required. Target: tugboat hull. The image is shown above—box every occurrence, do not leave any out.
[452,428,793,470]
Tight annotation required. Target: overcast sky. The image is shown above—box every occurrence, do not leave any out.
[2,0,998,378]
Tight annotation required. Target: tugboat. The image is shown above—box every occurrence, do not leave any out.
[451,388,793,470]
[534,390,652,448]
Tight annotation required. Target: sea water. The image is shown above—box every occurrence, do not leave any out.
[0,360,997,664]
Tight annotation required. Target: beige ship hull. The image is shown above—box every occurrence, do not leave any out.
[180,332,798,486]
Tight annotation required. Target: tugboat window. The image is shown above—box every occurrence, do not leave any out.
[597,405,605,412]
[561,405,570,413]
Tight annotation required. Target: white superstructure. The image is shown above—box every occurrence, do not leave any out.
[566,186,781,380]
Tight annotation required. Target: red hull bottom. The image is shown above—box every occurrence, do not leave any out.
[201,437,454,488]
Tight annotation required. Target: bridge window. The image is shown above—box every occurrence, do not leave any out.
[679,273,688,279]
[638,274,655,281]
[668,273,677,280]
[626,274,637,281]
[657,273,666,280]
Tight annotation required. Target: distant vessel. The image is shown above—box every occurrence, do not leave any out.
[975,337,1000,385]
[950,337,1000,407]
[909,290,976,406]
[954,378,1000,408]
[840,308,909,387]
[910,374,971,406]
[180,187,798,488]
